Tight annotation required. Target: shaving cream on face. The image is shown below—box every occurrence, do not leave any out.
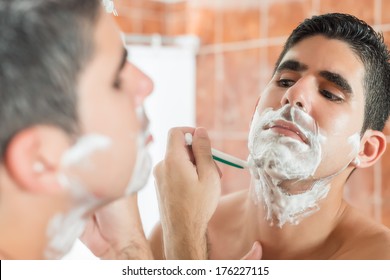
[44,180,99,259]
[43,134,111,259]
[347,133,361,158]
[125,106,153,194]
[125,133,152,195]
[252,175,330,226]
[248,105,322,183]
[44,105,153,258]
[248,105,360,227]
[61,134,112,172]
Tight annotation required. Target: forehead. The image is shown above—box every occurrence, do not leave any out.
[92,8,123,60]
[76,9,124,101]
[279,35,365,96]
[279,35,365,103]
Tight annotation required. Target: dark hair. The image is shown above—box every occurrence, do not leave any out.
[274,13,390,133]
[0,0,101,159]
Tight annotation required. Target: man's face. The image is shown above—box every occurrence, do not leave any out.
[252,35,365,183]
[72,9,153,198]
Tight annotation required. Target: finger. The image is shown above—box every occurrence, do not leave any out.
[165,127,195,160]
[153,161,163,179]
[214,161,223,178]
[153,162,166,195]
[192,127,219,181]
[241,241,262,260]
[79,215,97,246]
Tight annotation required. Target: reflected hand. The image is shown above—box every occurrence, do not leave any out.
[80,194,153,259]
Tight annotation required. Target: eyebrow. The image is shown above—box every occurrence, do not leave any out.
[113,47,128,82]
[117,47,128,74]
[276,59,353,96]
[276,59,308,73]
[319,70,353,96]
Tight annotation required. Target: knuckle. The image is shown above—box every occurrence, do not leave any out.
[167,127,180,139]
[153,161,163,177]
[164,156,177,169]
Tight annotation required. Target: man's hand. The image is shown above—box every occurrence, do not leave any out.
[153,127,222,259]
[80,194,153,259]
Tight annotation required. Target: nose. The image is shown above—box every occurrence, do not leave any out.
[127,62,154,107]
[280,77,313,113]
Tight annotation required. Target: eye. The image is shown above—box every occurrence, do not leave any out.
[113,77,122,90]
[277,79,295,88]
[320,89,344,103]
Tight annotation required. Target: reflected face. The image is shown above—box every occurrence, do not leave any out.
[252,35,365,181]
[74,9,154,198]
[247,36,366,226]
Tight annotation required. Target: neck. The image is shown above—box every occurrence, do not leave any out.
[0,170,72,259]
[245,175,348,259]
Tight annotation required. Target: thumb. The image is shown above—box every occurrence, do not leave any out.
[241,241,262,260]
[191,127,216,180]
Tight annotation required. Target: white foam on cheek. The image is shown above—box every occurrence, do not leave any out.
[61,134,112,169]
[44,177,101,259]
[317,129,327,145]
[44,134,112,259]
[248,105,322,181]
[124,134,152,195]
[44,130,152,258]
[44,195,97,259]
[248,105,329,227]
[347,133,360,158]
[248,107,363,227]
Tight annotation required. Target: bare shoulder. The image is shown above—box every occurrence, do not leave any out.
[332,207,390,259]
[207,190,250,259]
[209,190,249,229]
[149,223,165,260]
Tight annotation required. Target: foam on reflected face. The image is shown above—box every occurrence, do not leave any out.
[248,105,322,182]
[347,133,361,158]
[248,105,360,227]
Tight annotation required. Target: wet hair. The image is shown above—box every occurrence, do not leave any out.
[0,0,101,159]
[274,13,390,133]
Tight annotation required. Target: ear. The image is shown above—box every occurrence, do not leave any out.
[4,126,72,193]
[353,129,386,169]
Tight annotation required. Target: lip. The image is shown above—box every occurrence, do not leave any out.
[143,130,154,146]
[265,120,309,144]
[146,134,153,145]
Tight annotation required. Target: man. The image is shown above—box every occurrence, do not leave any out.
[0,0,153,259]
[152,13,390,259]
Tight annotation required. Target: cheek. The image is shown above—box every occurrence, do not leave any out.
[80,85,140,135]
[88,136,139,198]
[109,135,138,191]
[257,94,280,113]
[316,108,362,139]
